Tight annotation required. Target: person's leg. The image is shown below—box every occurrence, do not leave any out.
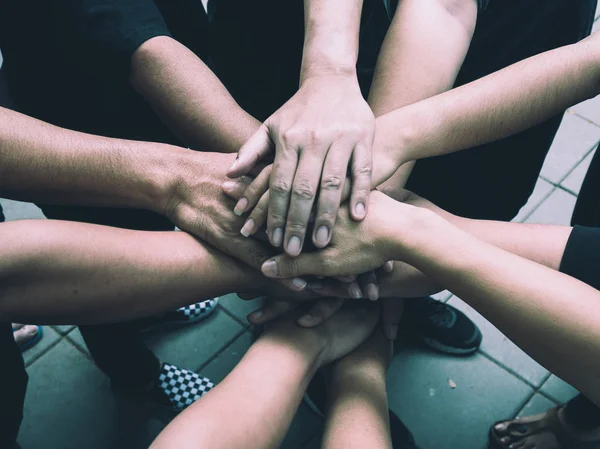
[0,322,28,449]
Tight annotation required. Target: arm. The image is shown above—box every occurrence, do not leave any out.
[373,31,600,185]
[131,36,260,153]
[150,304,379,449]
[229,0,375,255]
[0,219,265,325]
[262,193,600,407]
[0,106,278,270]
[369,0,478,188]
[322,329,393,449]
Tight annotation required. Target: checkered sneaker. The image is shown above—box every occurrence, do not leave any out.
[175,298,218,322]
[158,363,214,411]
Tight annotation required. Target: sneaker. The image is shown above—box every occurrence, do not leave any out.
[402,297,482,355]
[304,371,418,449]
[141,298,219,332]
[149,362,214,412]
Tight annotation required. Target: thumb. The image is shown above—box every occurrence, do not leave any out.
[261,253,325,279]
[228,124,273,178]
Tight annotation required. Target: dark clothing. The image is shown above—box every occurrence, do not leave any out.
[561,146,600,431]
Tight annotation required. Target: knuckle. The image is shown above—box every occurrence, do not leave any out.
[353,164,372,178]
[271,179,292,196]
[321,175,343,190]
[269,211,287,225]
[281,128,301,146]
[317,211,336,224]
[292,181,316,201]
[285,222,307,234]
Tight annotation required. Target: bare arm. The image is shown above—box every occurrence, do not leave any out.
[373,31,600,184]
[131,36,260,153]
[370,0,478,188]
[0,220,264,325]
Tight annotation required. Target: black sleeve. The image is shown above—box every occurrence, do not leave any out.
[559,225,600,290]
[54,0,172,80]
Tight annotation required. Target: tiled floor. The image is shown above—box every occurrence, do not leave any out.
[4,12,600,449]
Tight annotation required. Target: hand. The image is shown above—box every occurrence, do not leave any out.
[264,301,380,366]
[164,151,300,290]
[259,191,419,279]
[228,73,375,255]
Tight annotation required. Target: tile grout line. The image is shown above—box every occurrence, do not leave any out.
[217,303,251,329]
[478,350,544,391]
[195,328,249,373]
[24,334,68,368]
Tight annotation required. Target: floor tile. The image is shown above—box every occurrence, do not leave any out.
[513,178,554,222]
[540,375,580,404]
[572,95,600,127]
[19,340,118,449]
[67,327,90,355]
[219,293,264,326]
[200,331,253,382]
[145,308,245,372]
[539,113,600,184]
[53,324,75,336]
[525,187,577,226]
[516,393,558,418]
[387,344,533,449]
[0,198,45,221]
[447,297,548,387]
[23,326,61,367]
[561,148,596,194]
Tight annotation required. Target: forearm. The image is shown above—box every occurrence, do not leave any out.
[151,327,321,449]
[323,330,392,449]
[386,213,600,405]
[375,33,600,170]
[0,220,263,324]
[0,107,184,211]
[131,36,260,153]
[370,0,477,185]
[300,0,363,82]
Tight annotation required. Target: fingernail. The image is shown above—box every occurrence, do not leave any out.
[262,260,278,277]
[240,218,255,237]
[366,284,379,301]
[222,180,236,191]
[315,226,329,246]
[292,277,307,290]
[389,325,398,340]
[234,197,248,216]
[298,315,314,326]
[287,236,302,256]
[349,283,362,299]
[229,158,238,171]
[249,310,262,321]
[355,202,366,219]
[272,228,283,247]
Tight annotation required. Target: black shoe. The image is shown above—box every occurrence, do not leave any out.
[304,371,418,449]
[402,297,482,355]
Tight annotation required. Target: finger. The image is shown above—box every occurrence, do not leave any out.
[297,297,345,327]
[234,165,272,217]
[241,191,270,237]
[383,261,394,273]
[222,176,252,201]
[381,298,405,341]
[348,281,363,299]
[228,124,273,178]
[247,300,296,324]
[349,142,373,221]
[261,252,325,279]
[334,274,356,283]
[267,137,299,247]
[312,141,351,248]
[283,150,326,257]
[358,270,379,301]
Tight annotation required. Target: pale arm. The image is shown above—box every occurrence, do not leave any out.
[370,0,478,187]
[0,220,263,324]
[373,32,600,184]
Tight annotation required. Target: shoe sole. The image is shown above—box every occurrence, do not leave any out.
[422,336,479,356]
